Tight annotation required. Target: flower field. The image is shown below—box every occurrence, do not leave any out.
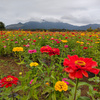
[0,30,100,100]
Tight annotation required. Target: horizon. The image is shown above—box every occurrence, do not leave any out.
[5,20,100,27]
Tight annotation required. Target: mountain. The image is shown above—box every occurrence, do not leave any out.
[6,21,100,30]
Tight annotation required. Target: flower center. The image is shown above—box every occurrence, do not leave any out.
[75,60,86,66]
[6,77,13,82]
[59,84,63,89]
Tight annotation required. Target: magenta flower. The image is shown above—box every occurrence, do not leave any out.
[46,45,49,47]
[15,41,18,43]
[3,46,6,48]
[32,43,35,45]
[62,78,69,85]
[54,39,58,41]
[28,49,37,54]
[64,45,68,48]
[30,79,34,84]
[26,44,30,47]
[23,38,26,40]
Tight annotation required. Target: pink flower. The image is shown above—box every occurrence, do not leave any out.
[54,39,58,41]
[32,43,35,45]
[15,41,18,43]
[28,49,37,54]
[3,46,6,48]
[25,44,30,47]
[57,41,60,44]
[72,49,75,52]
[23,38,26,40]
[64,45,68,48]
[30,79,34,84]
[89,46,93,48]
[62,78,69,85]
[46,45,49,47]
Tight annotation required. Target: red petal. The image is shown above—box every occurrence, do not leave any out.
[69,72,76,79]
[5,84,12,88]
[64,67,74,73]
[68,55,78,62]
[75,70,83,78]
[89,68,99,74]
[63,58,70,66]
[82,70,88,77]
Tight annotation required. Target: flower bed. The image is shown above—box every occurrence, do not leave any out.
[0,30,100,100]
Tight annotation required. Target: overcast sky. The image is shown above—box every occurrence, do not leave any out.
[0,0,100,26]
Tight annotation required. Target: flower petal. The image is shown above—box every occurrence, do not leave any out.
[82,70,88,77]
[69,72,76,79]
[89,68,99,74]
[75,70,83,78]
[64,67,74,73]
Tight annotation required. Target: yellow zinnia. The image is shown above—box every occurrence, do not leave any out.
[30,62,39,67]
[12,47,17,52]
[80,42,84,44]
[46,82,50,86]
[95,42,99,44]
[61,40,68,43]
[55,81,68,92]
[76,41,80,43]
[38,37,41,39]
[81,33,85,36]
[12,47,23,52]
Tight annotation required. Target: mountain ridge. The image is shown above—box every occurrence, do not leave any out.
[6,21,100,30]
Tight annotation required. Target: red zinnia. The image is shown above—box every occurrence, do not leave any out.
[63,55,99,79]
[33,40,36,42]
[65,37,68,39]
[23,45,26,47]
[40,46,60,56]
[40,46,52,53]
[1,75,18,88]
[83,47,88,49]
[48,48,60,56]
[56,41,60,44]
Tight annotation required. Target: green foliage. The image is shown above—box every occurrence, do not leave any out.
[0,22,5,30]
[87,27,93,32]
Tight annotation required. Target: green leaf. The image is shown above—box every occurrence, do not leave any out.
[17,60,25,65]
[76,89,81,99]
[33,93,39,100]
[14,86,22,92]
[37,66,43,73]
[66,79,76,86]
[32,83,41,89]
[31,77,38,85]
[51,75,56,80]
[77,96,90,100]
[52,92,56,100]
[42,87,54,95]
[44,77,50,82]
[78,82,91,87]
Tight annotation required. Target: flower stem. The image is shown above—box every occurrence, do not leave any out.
[11,87,14,100]
[74,78,79,100]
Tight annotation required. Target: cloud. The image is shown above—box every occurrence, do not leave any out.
[0,0,100,26]
[61,14,93,26]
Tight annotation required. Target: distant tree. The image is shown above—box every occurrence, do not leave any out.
[0,22,5,30]
[97,28,100,31]
[93,29,98,32]
[87,27,93,32]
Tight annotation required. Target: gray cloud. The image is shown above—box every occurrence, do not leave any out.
[0,0,100,26]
